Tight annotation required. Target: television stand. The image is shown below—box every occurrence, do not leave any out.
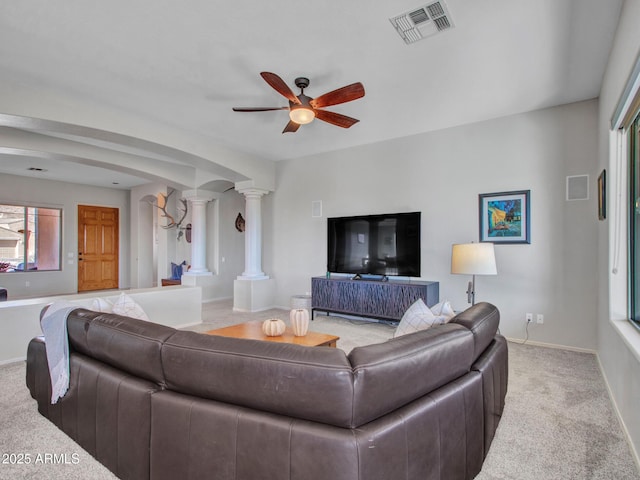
[311,276,439,323]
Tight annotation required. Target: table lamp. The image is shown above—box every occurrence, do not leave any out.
[451,242,497,305]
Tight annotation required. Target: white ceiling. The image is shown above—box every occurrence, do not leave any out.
[0,0,623,189]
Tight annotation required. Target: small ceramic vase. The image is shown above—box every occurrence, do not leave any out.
[262,318,286,337]
[290,308,310,337]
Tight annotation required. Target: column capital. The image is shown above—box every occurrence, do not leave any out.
[236,187,270,198]
[182,189,217,203]
[235,180,272,197]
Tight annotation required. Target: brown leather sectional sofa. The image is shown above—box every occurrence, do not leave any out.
[26,301,508,480]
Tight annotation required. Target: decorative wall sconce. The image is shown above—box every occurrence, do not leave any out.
[235,213,245,232]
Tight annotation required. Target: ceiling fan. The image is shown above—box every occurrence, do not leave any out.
[233,72,365,134]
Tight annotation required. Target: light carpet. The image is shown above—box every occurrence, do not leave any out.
[0,302,638,479]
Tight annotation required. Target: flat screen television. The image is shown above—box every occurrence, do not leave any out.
[327,212,421,278]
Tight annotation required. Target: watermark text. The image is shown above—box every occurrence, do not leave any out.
[2,452,80,465]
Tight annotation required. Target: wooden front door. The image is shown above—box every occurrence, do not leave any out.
[78,205,119,292]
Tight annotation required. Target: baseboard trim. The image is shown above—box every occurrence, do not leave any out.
[202,296,233,304]
[174,320,202,329]
[0,356,25,366]
[504,337,596,354]
[596,353,640,473]
[232,305,279,313]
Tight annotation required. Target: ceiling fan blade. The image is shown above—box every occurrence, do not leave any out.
[260,72,301,105]
[282,120,301,134]
[310,83,365,109]
[314,109,360,128]
[232,107,289,112]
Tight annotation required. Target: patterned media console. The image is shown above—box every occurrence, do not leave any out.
[311,276,439,323]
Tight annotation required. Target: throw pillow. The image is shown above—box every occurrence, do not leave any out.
[430,300,456,322]
[91,297,113,313]
[170,261,186,280]
[394,298,446,338]
[112,293,150,321]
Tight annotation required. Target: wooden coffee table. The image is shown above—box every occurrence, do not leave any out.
[205,320,339,348]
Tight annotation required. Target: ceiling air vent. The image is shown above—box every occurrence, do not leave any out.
[390,1,455,45]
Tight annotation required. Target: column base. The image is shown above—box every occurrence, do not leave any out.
[237,273,269,281]
[181,272,214,296]
[183,271,213,277]
[233,278,276,312]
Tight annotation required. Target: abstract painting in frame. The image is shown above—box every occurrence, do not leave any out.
[479,190,530,244]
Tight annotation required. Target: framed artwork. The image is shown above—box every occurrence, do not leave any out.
[479,190,530,244]
[598,169,606,220]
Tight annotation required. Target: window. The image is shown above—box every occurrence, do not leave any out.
[629,116,640,328]
[0,204,62,272]
[613,52,640,329]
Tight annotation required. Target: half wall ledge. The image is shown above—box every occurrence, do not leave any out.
[0,285,202,365]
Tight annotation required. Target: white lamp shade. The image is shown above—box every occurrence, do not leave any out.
[451,243,497,275]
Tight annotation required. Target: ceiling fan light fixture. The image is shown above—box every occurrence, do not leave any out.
[234,72,364,132]
[289,105,315,125]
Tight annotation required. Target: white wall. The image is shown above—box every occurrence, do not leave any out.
[269,99,599,350]
[0,173,130,298]
[214,189,246,296]
[597,0,640,463]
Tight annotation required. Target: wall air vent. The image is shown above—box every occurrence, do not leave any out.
[390,1,455,45]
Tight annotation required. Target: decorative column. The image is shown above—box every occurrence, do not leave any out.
[234,185,275,312]
[182,189,215,276]
[238,187,269,280]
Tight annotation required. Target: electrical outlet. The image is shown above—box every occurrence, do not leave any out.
[526,313,533,323]
[536,314,544,324]
[25,281,30,287]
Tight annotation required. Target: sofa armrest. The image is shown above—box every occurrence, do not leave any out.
[471,334,509,457]
[451,302,500,361]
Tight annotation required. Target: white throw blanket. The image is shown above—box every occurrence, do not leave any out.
[40,301,78,404]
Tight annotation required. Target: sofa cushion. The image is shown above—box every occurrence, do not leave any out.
[161,331,355,427]
[91,297,113,313]
[65,309,176,384]
[112,292,149,321]
[450,302,500,361]
[394,298,446,337]
[348,323,475,426]
[430,299,456,321]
